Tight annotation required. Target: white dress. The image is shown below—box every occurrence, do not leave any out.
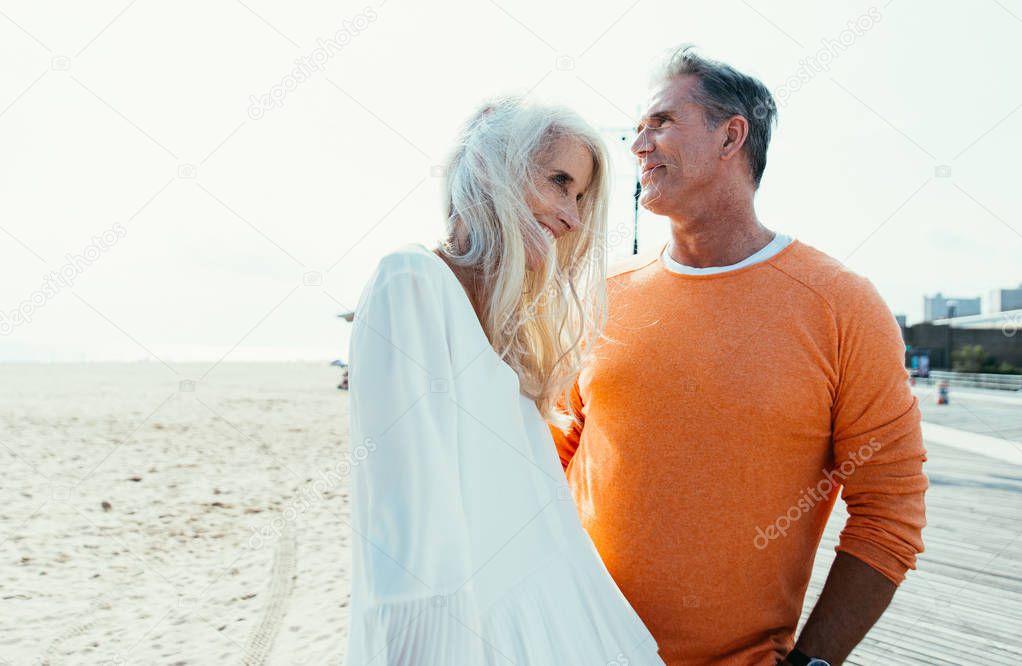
[345,243,664,665]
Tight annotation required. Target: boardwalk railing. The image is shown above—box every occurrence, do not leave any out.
[917,370,1022,391]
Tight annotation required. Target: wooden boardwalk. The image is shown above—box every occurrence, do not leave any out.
[801,387,1022,664]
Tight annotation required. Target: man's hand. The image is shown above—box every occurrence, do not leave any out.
[791,552,898,665]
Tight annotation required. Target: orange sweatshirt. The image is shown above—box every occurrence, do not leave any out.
[551,240,928,665]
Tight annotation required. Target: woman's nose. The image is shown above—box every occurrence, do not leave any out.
[558,202,582,233]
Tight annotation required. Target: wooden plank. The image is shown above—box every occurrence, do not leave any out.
[799,418,1022,664]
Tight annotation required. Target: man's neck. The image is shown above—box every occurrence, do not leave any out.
[667,204,775,269]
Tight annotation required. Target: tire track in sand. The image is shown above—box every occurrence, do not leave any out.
[240,520,297,665]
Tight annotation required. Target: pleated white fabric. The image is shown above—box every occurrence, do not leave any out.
[345,244,664,666]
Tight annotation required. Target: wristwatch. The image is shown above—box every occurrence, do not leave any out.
[785,647,831,666]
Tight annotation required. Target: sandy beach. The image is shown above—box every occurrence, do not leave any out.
[1,362,352,665]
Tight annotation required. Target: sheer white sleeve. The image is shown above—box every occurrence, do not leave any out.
[345,262,484,665]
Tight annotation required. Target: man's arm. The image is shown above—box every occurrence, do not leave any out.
[791,275,928,664]
[787,552,896,664]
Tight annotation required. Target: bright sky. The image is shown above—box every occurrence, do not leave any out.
[1,0,1019,363]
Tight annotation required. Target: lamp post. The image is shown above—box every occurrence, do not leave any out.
[632,171,641,255]
[603,120,643,256]
[611,131,641,255]
[946,300,956,370]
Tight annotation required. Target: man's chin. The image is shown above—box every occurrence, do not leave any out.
[639,195,667,216]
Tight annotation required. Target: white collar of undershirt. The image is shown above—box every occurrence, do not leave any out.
[660,232,793,275]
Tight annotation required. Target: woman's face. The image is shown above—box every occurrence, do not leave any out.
[523,136,594,272]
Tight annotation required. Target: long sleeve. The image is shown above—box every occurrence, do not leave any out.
[831,276,928,585]
[345,261,484,665]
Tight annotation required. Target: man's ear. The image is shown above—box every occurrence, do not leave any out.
[720,115,749,160]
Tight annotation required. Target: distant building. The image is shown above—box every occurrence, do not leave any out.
[930,309,1022,329]
[923,293,981,322]
[904,311,1022,370]
[895,314,907,330]
[989,284,1022,313]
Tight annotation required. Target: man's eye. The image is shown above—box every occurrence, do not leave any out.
[636,119,664,135]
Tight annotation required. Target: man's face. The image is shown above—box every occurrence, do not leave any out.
[631,75,724,217]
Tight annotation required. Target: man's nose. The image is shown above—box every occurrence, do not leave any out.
[631,129,653,156]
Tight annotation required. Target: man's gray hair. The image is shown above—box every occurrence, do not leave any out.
[656,45,777,188]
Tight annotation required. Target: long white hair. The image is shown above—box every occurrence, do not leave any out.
[438,97,611,428]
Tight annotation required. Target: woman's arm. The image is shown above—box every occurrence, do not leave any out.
[347,261,484,665]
